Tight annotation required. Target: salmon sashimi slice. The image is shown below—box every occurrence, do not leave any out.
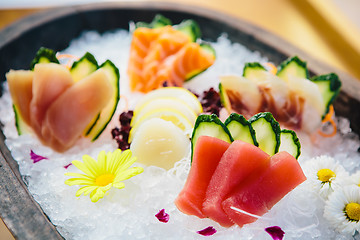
[6,70,34,125]
[175,136,230,218]
[30,63,73,136]
[222,151,306,227]
[128,26,215,93]
[128,27,166,91]
[41,69,113,152]
[202,140,270,227]
[164,43,215,87]
[143,29,190,90]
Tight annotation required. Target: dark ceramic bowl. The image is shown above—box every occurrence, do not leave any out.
[0,2,359,239]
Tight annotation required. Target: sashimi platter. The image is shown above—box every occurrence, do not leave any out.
[1,3,360,240]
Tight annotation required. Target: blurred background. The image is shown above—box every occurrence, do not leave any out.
[1,0,360,239]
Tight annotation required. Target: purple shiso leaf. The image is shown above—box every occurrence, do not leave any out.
[64,163,72,169]
[265,226,285,240]
[155,209,169,223]
[30,150,48,163]
[197,226,217,236]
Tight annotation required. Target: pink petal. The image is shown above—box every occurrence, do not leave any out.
[64,163,72,169]
[30,150,48,163]
[155,209,169,223]
[197,226,217,236]
[265,226,285,240]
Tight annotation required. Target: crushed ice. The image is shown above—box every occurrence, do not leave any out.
[0,29,360,239]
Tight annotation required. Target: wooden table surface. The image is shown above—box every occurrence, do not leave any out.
[1,0,359,239]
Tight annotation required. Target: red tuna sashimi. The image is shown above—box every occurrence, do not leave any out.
[30,63,73,135]
[203,140,270,227]
[222,151,306,227]
[175,135,230,218]
[41,69,112,152]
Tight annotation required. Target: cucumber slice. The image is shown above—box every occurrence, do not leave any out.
[85,60,120,141]
[13,104,31,135]
[279,129,301,159]
[30,47,59,70]
[248,112,281,155]
[311,73,341,116]
[224,113,258,146]
[70,52,98,82]
[174,19,201,42]
[242,62,267,82]
[277,56,309,81]
[185,43,215,81]
[219,82,231,113]
[136,14,172,29]
[191,114,233,161]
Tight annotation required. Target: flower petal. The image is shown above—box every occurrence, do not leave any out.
[155,209,169,223]
[114,167,144,182]
[65,172,94,180]
[265,226,285,240]
[112,182,125,189]
[82,155,101,176]
[76,186,98,197]
[72,160,96,178]
[96,151,107,174]
[65,178,95,186]
[197,226,216,236]
[90,188,106,202]
[30,150,48,163]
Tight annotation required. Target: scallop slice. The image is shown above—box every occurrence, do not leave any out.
[130,118,190,170]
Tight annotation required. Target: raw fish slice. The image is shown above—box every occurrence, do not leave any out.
[143,29,190,90]
[128,27,165,91]
[6,70,34,125]
[175,136,230,218]
[166,43,215,87]
[203,140,270,227]
[222,151,306,227]
[41,69,112,152]
[30,63,73,135]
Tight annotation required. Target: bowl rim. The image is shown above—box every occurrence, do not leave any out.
[0,2,359,239]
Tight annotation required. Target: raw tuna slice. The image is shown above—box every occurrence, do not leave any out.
[41,69,112,152]
[203,140,270,227]
[222,151,306,227]
[30,63,73,135]
[175,135,230,218]
[6,70,34,125]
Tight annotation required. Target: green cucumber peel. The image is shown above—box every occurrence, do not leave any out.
[277,56,309,79]
[248,112,281,155]
[30,47,59,70]
[224,113,258,146]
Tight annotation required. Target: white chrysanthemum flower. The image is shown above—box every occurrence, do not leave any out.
[302,155,348,199]
[324,186,360,235]
[346,171,360,187]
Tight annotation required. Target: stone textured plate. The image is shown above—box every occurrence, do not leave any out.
[0,2,359,239]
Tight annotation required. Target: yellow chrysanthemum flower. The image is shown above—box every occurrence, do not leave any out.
[65,149,143,202]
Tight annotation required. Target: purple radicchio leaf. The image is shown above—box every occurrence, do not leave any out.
[155,209,169,223]
[265,226,285,240]
[30,150,48,163]
[197,226,217,236]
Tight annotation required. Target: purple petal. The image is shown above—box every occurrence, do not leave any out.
[155,209,169,223]
[197,226,217,236]
[30,150,48,163]
[265,226,285,240]
[64,163,72,169]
